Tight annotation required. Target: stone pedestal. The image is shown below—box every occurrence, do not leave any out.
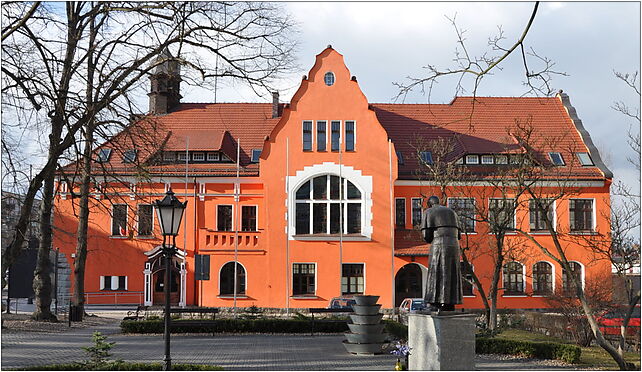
[408,313,476,371]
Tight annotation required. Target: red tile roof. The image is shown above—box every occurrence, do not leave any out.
[394,229,429,256]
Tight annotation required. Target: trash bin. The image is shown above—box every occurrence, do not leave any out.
[69,305,83,322]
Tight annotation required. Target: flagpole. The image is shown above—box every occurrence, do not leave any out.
[233,139,240,317]
[339,122,343,296]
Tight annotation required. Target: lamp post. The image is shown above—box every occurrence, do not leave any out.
[154,188,187,371]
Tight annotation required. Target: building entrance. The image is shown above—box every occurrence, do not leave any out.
[395,263,423,307]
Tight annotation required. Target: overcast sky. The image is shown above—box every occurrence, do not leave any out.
[182,1,640,191]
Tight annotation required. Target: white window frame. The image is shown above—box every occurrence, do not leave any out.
[529,199,557,233]
[240,205,258,232]
[532,261,555,297]
[548,152,565,166]
[488,198,516,232]
[218,261,247,296]
[163,152,176,161]
[447,197,476,234]
[100,275,127,290]
[345,120,356,151]
[495,154,508,164]
[395,197,406,229]
[465,155,479,164]
[291,262,317,296]
[302,120,313,151]
[192,152,205,161]
[562,260,585,292]
[341,262,365,295]
[576,152,594,166]
[569,198,596,232]
[454,157,464,164]
[502,261,527,297]
[178,152,188,161]
[207,152,219,161]
[216,204,234,232]
[330,120,342,152]
[316,120,327,151]
[111,204,128,236]
[137,204,155,237]
[481,154,494,164]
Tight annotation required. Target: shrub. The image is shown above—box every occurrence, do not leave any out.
[83,332,114,368]
[476,337,581,364]
[121,318,349,334]
[383,320,408,340]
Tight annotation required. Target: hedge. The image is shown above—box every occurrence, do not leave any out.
[12,362,223,370]
[121,318,349,334]
[382,320,408,340]
[476,337,581,364]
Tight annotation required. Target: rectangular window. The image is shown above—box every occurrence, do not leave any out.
[448,198,476,233]
[207,152,219,161]
[342,263,364,295]
[420,151,433,165]
[549,152,565,166]
[295,203,310,234]
[112,204,127,236]
[331,121,341,151]
[97,148,112,163]
[317,121,327,151]
[411,198,423,228]
[345,121,355,151]
[396,151,404,165]
[529,199,554,232]
[481,155,494,164]
[465,155,479,164]
[489,198,515,230]
[461,262,474,296]
[241,205,257,232]
[293,263,315,296]
[251,149,261,163]
[100,275,127,290]
[192,152,205,161]
[395,198,406,229]
[495,155,508,164]
[123,149,137,163]
[178,152,188,161]
[163,152,176,162]
[312,203,327,234]
[303,121,312,151]
[347,203,361,234]
[569,199,593,231]
[137,204,153,236]
[576,152,594,166]
[217,205,233,231]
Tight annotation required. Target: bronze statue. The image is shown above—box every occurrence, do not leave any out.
[421,196,463,312]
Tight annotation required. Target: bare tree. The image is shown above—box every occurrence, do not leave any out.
[1,1,297,320]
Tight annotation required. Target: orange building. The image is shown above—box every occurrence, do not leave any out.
[54,47,613,310]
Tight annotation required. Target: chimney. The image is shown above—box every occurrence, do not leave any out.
[272,91,280,118]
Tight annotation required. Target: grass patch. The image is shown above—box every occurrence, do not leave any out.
[496,328,640,370]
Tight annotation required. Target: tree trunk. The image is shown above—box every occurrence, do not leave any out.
[31,169,57,321]
[72,125,94,317]
[487,252,503,331]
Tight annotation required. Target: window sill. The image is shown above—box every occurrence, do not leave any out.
[532,294,552,297]
[217,295,249,299]
[136,235,157,240]
[463,295,476,298]
[110,235,129,239]
[293,234,370,241]
[569,231,597,235]
[101,289,127,291]
[291,295,319,299]
[529,232,554,235]
[502,294,527,298]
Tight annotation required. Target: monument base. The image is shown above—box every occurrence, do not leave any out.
[408,312,476,371]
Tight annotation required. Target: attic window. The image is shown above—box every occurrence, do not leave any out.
[123,149,137,163]
[454,157,463,165]
[192,152,205,161]
[576,152,594,166]
[178,152,188,161]
[549,152,565,166]
[396,151,404,165]
[251,149,262,163]
[496,155,508,164]
[420,151,433,165]
[96,148,112,163]
[324,72,335,86]
[481,155,494,164]
[163,152,176,161]
[207,152,219,161]
[465,155,479,164]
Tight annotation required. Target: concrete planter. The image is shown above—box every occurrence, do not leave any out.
[343,295,385,355]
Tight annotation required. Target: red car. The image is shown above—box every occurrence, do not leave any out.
[596,305,641,336]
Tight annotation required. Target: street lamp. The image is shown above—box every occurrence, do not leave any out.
[154,188,187,371]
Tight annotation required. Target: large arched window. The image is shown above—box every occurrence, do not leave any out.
[503,261,524,295]
[295,175,362,235]
[220,262,246,295]
[532,262,553,295]
[562,261,583,295]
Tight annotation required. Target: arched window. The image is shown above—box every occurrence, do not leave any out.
[562,261,583,295]
[532,262,553,295]
[220,262,246,295]
[295,175,363,235]
[503,261,524,295]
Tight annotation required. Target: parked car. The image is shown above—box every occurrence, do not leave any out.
[399,298,427,324]
[328,296,356,310]
[596,305,641,336]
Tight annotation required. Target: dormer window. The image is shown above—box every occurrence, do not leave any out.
[324,72,335,86]
[251,149,262,163]
[178,152,188,161]
[496,155,508,164]
[192,152,205,161]
[96,148,112,163]
[465,155,479,164]
[576,152,594,166]
[207,152,219,161]
[123,149,137,163]
[454,157,463,164]
[481,155,494,164]
[163,152,176,162]
[420,151,433,165]
[549,152,565,166]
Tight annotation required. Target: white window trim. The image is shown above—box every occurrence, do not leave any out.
[240,205,259,232]
[192,152,205,161]
[218,261,247,297]
[447,197,476,233]
[345,120,356,151]
[529,199,557,233]
[563,260,586,291]
[465,155,479,164]
[316,120,327,151]
[111,204,128,236]
[330,120,342,151]
[207,152,220,161]
[531,261,555,297]
[501,261,526,296]
[569,198,596,232]
[341,262,366,295]
[481,154,494,164]
[136,204,155,237]
[291,262,317,296]
[495,154,508,164]
[287,162,373,240]
[411,197,423,227]
[163,152,176,161]
[548,152,565,166]
[302,120,313,151]
[178,152,189,161]
[395,197,406,228]
[576,152,594,166]
[488,198,516,232]
[216,204,234,231]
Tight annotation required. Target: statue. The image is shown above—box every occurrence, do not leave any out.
[421,196,463,313]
